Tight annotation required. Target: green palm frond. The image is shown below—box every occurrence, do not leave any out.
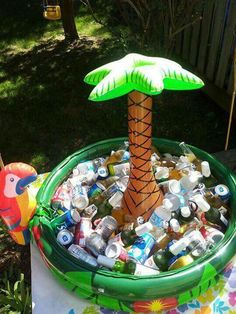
[84,53,204,101]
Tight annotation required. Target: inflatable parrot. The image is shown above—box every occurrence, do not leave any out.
[0,163,37,245]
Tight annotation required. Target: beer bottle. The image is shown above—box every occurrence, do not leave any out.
[178,206,195,224]
[200,161,217,188]
[152,238,188,271]
[108,222,153,247]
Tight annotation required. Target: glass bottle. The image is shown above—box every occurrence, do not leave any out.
[179,142,202,171]
[108,222,153,247]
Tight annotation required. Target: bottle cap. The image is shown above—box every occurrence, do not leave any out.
[201,161,211,178]
[97,255,116,269]
[162,199,173,211]
[191,194,210,212]
[169,219,180,232]
[108,191,123,208]
[135,222,153,236]
[180,206,191,218]
[169,238,189,255]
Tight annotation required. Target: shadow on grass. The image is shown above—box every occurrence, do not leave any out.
[0,36,128,172]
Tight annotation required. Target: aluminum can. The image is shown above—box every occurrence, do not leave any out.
[97,166,109,179]
[88,182,106,198]
[51,209,81,231]
[72,185,89,211]
[68,244,98,267]
[105,242,128,261]
[57,229,74,246]
[75,217,93,247]
[214,184,230,202]
[95,215,118,240]
[128,233,156,264]
[85,232,107,257]
[51,184,71,212]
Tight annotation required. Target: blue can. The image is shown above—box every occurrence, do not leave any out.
[128,233,156,264]
[214,184,230,202]
[51,209,81,232]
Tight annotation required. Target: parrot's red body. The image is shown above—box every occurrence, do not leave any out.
[0,163,37,245]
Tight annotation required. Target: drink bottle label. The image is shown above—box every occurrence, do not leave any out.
[134,263,160,276]
[219,214,228,226]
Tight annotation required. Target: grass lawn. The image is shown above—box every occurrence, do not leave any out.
[0,0,236,312]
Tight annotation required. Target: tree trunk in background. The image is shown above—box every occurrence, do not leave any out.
[122,91,163,221]
[61,0,79,41]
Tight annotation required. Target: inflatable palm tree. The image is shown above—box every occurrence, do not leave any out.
[84,53,204,220]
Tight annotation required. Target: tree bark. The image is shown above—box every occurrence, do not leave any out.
[122,91,163,221]
[61,0,79,41]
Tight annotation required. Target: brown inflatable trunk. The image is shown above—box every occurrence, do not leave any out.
[122,91,163,221]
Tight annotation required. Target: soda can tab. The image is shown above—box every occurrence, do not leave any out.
[128,233,156,264]
[68,244,98,267]
[57,229,74,246]
[105,242,128,262]
[97,166,109,179]
[88,182,106,198]
[108,162,130,176]
[95,215,117,240]
[51,209,81,231]
[82,204,98,219]
[72,185,89,211]
[75,217,93,248]
[85,232,107,257]
[73,161,95,176]
[214,184,230,202]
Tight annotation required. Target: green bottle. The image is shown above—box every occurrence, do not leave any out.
[178,206,195,224]
[153,238,188,271]
[108,222,153,247]
[93,191,123,220]
[200,161,218,188]
[203,206,228,232]
[97,255,125,273]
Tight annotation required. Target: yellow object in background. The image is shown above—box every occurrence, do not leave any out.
[43,5,61,20]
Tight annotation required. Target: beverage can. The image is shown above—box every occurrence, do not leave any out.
[68,244,98,267]
[51,209,81,231]
[95,215,117,240]
[214,184,230,202]
[105,242,128,261]
[128,233,156,264]
[85,232,107,257]
[72,185,89,211]
[88,182,106,198]
[57,229,74,246]
[75,217,92,247]
[51,184,71,212]
[97,166,109,178]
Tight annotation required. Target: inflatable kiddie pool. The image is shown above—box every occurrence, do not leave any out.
[31,137,236,313]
